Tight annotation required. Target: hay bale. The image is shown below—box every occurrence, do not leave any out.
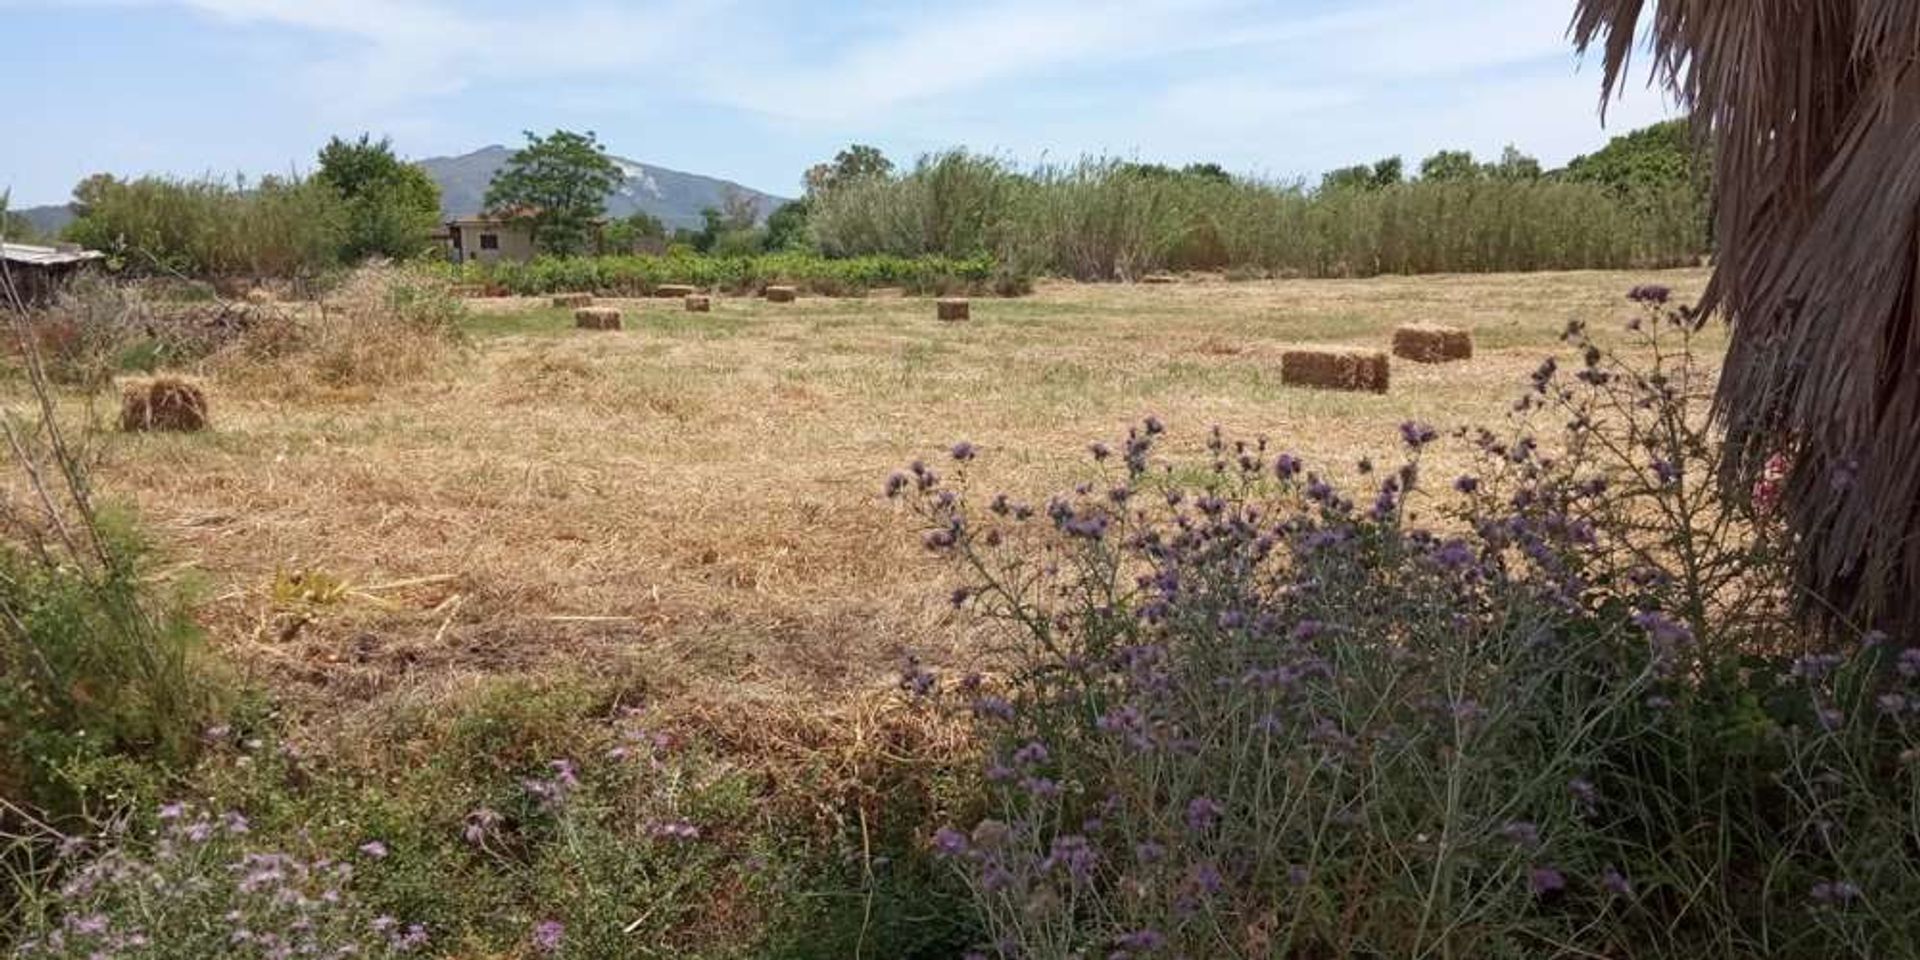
[574,307,623,331]
[1280,347,1390,394]
[764,285,798,303]
[552,293,594,308]
[937,298,970,322]
[655,284,697,299]
[1392,324,1473,363]
[119,377,209,433]
[685,295,712,313]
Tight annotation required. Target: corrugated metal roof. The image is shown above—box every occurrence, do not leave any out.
[1,242,105,267]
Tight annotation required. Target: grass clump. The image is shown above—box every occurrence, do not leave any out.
[889,291,1916,958]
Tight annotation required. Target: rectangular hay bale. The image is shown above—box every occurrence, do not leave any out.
[1392,324,1474,363]
[937,298,970,321]
[574,307,623,331]
[764,285,798,303]
[1280,347,1390,394]
[685,295,712,313]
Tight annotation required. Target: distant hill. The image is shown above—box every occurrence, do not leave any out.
[11,204,74,238]
[418,146,787,229]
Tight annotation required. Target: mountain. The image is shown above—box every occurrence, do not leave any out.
[10,205,74,239]
[417,146,788,229]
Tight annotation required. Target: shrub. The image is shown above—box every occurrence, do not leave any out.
[64,174,348,284]
[0,311,225,817]
[210,264,466,394]
[439,251,1009,298]
[889,293,1916,957]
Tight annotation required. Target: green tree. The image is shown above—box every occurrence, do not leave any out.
[1563,119,1700,196]
[1489,145,1543,181]
[483,129,624,257]
[1320,156,1404,193]
[315,134,441,261]
[764,198,812,251]
[1,191,41,243]
[601,211,668,253]
[804,144,895,196]
[1419,150,1482,182]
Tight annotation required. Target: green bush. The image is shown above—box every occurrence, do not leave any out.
[63,174,347,282]
[0,503,222,817]
[438,250,1011,298]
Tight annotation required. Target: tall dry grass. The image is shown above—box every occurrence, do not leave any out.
[809,153,1708,280]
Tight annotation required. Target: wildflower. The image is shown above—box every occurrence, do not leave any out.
[649,819,700,841]
[1115,928,1167,952]
[1188,861,1224,896]
[1897,648,1920,679]
[1012,741,1050,767]
[883,472,909,497]
[1880,693,1909,715]
[950,441,977,462]
[1043,834,1098,884]
[969,696,1015,721]
[222,811,251,835]
[358,840,389,859]
[1022,776,1061,799]
[1275,453,1302,480]
[932,827,970,857]
[462,808,501,846]
[1810,880,1862,906]
[1528,866,1567,895]
[1632,610,1694,648]
[1499,821,1541,849]
[1399,421,1437,449]
[1143,416,1165,435]
[1454,475,1479,494]
[1790,653,1844,682]
[1134,841,1166,864]
[1600,866,1633,897]
[1568,778,1598,811]
[1651,459,1682,486]
[1184,796,1223,833]
[1090,442,1111,461]
[531,920,565,954]
[1627,284,1672,305]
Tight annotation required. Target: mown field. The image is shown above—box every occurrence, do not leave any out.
[96,268,1712,717]
[10,267,1747,957]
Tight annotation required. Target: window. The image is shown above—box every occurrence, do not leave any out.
[479,233,500,251]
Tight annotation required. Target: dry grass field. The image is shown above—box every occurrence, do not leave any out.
[71,268,1713,732]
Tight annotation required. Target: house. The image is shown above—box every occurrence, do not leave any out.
[1,242,105,305]
[445,215,535,265]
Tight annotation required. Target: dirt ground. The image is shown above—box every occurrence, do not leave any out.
[58,268,1717,725]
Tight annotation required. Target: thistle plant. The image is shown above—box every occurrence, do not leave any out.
[891,289,1920,958]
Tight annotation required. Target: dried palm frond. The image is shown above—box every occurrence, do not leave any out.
[1574,1,1920,631]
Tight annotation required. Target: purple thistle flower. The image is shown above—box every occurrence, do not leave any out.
[1399,421,1438,449]
[1043,834,1098,884]
[1499,821,1541,849]
[1185,796,1223,833]
[1115,928,1167,951]
[1878,693,1907,715]
[931,827,970,857]
[1810,880,1863,906]
[950,441,977,462]
[1089,442,1111,461]
[462,808,501,846]
[1275,453,1302,480]
[1454,475,1479,494]
[884,472,908,498]
[531,920,565,954]
[1899,648,1920,679]
[1601,866,1633,897]
[1528,866,1567,895]
[358,840,389,859]
[649,819,701,841]
[1012,741,1050,767]
[1628,283,1672,305]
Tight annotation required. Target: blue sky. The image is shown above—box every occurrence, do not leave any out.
[2,0,1674,207]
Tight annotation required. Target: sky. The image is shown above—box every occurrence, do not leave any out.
[1,0,1675,207]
